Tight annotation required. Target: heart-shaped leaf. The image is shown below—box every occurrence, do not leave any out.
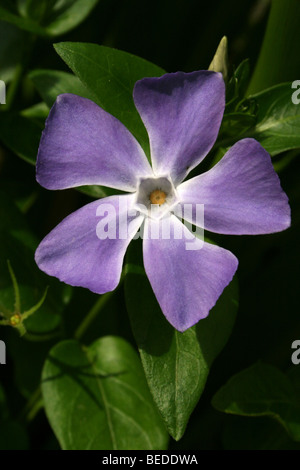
[42,336,169,450]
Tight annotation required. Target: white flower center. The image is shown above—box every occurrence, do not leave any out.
[135,176,179,220]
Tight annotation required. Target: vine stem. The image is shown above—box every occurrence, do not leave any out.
[19,386,43,423]
[73,290,114,340]
[74,272,125,340]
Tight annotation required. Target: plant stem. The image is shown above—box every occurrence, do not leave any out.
[74,292,114,340]
[74,272,125,340]
[19,386,42,423]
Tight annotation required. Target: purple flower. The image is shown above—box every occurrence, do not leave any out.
[35,71,291,332]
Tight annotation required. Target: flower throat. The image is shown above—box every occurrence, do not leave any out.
[149,189,167,205]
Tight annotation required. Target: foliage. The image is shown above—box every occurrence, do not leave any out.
[0,0,299,451]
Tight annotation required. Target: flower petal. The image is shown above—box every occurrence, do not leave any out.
[37,94,152,192]
[143,215,238,332]
[35,194,144,294]
[177,138,291,235]
[133,71,225,184]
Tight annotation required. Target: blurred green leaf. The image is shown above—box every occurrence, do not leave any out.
[18,0,51,22]
[0,21,25,83]
[21,101,49,120]
[125,240,239,441]
[248,83,300,155]
[0,4,47,36]
[212,362,300,441]
[43,0,100,36]
[0,112,42,165]
[54,42,165,156]
[0,102,47,166]
[42,337,169,450]
[29,69,95,107]
[0,0,100,37]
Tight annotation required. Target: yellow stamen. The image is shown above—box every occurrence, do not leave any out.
[149,189,167,206]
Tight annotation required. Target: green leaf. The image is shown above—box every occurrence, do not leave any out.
[54,42,165,156]
[247,83,300,156]
[0,20,25,83]
[29,69,96,107]
[0,5,47,36]
[225,59,250,111]
[0,0,100,37]
[43,0,100,36]
[0,111,43,165]
[220,112,256,137]
[212,362,300,441]
[42,337,168,450]
[0,102,47,166]
[124,240,239,440]
[21,101,49,120]
[17,0,51,22]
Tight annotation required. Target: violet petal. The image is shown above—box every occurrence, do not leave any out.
[37,94,153,192]
[143,215,238,332]
[35,194,144,294]
[133,71,225,185]
[177,138,291,234]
